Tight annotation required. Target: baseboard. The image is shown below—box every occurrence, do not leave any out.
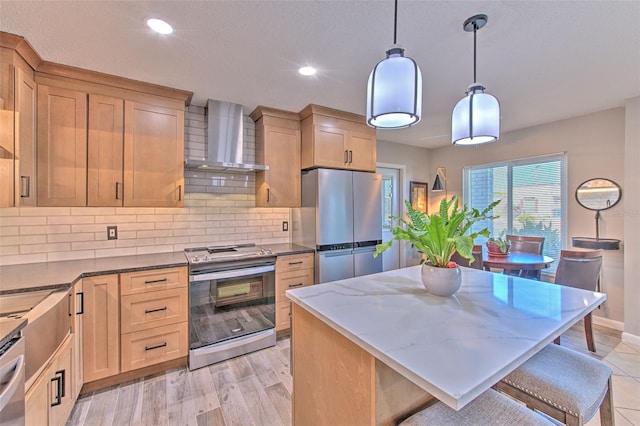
[621,332,640,347]
[592,315,624,331]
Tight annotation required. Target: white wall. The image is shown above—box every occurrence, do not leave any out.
[427,108,626,323]
[623,96,640,343]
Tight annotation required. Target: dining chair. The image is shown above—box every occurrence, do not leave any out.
[553,249,603,352]
[398,388,553,425]
[450,245,483,270]
[506,235,545,279]
[495,343,613,426]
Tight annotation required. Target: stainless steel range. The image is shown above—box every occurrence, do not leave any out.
[185,244,276,370]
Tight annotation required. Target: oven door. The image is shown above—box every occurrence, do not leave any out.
[189,264,275,351]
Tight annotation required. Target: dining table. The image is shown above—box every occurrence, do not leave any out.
[482,249,554,276]
[286,265,605,426]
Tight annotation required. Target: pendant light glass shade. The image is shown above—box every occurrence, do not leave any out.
[452,84,500,145]
[451,14,500,146]
[367,47,422,129]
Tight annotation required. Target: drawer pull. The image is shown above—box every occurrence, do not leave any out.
[288,261,304,265]
[144,307,167,314]
[51,376,62,407]
[233,292,249,297]
[145,342,167,351]
[145,278,168,285]
[231,328,242,333]
[288,283,304,288]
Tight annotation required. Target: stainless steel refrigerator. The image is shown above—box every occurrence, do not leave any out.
[293,168,383,283]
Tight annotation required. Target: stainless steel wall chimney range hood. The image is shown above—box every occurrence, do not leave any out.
[184,100,268,172]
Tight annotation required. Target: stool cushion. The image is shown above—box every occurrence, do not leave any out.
[400,389,552,425]
[501,344,612,422]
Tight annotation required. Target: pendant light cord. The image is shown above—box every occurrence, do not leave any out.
[473,22,477,83]
[393,0,398,44]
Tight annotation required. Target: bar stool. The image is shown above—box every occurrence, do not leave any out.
[398,389,553,425]
[495,344,613,426]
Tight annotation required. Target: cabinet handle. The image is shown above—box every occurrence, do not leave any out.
[267,188,270,202]
[349,150,353,164]
[145,342,167,351]
[77,292,84,315]
[288,261,304,265]
[344,150,348,163]
[178,185,182,201]
[56,370,66,398]
[288,283,304,288]
[20,176,30,198]
[145,278,168,285]
[51,376,62,407]
[115,182,120,200]
[144,306,167,314]
[68,293,72,317]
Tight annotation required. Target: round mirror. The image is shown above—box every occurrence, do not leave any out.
[575,178,621,211]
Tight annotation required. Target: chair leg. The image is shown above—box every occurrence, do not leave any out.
[585,313,596,352]
[599,376,614,426]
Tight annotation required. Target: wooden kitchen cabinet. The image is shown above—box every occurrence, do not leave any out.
[37,84,87,206]
[82,274,120,383]
[120,267,188,372]
[275,252,314,333]
[250,106,301,207]
[87,94,124,206]
[299,104,376,172]
[0,47,37,207]
[72,279,84,400]
[25,334,74,426]
[124,101,184,207]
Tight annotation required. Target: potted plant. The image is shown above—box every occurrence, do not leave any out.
[375,195,499,296]
[487,231,510,256]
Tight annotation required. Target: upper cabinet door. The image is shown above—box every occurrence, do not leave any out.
[15,67,37,206]
[258,125,301,207]
[37,85,87,207]
[346,131,376,172]
[87,94,124,207]
[123,101,184,207]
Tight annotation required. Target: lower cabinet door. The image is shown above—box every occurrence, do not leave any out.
[121,322,187,372]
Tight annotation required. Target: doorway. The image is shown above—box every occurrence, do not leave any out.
[377,164,404,271]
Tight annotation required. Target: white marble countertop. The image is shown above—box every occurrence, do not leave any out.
[286,266,606,410]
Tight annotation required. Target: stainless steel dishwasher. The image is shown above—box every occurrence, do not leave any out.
[0,330,25,425]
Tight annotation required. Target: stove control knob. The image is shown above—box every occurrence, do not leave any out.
[260,248,266,255]
[203,255,210,261]
[267,248,273,255]
[193,255,199,262]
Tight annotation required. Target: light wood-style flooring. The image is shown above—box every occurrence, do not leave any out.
[67,322,622,426]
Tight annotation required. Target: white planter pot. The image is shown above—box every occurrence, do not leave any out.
[420,264,462,297]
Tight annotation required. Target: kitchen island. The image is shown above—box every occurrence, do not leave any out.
[286,266,606,425]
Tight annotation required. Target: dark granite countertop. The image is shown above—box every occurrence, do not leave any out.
[0,245,314,295]
[0,318,26,349]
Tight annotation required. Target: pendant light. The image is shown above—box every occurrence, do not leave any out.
[366,0,422,129]
[451,14,500,145]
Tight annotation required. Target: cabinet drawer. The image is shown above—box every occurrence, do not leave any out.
[121,287,187,334]
[276,300,292,332]
[276,268,314,302]
[120,266,187,295]
[276,253,314,274]
[121,322,187,372]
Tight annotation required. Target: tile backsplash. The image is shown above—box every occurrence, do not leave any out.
[0,104,290,266]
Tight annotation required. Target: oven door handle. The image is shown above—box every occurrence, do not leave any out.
[189,264,275,282]
[0,354,24,412]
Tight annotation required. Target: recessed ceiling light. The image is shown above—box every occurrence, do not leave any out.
[147,18,173,35]
[298,66,317,76]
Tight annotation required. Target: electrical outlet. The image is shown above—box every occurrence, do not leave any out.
[282,221,289,232]
[107,226,118,240]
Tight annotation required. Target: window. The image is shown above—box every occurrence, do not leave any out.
[463,154,567,272]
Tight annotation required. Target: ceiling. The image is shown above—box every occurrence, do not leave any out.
[2,1,639,149]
